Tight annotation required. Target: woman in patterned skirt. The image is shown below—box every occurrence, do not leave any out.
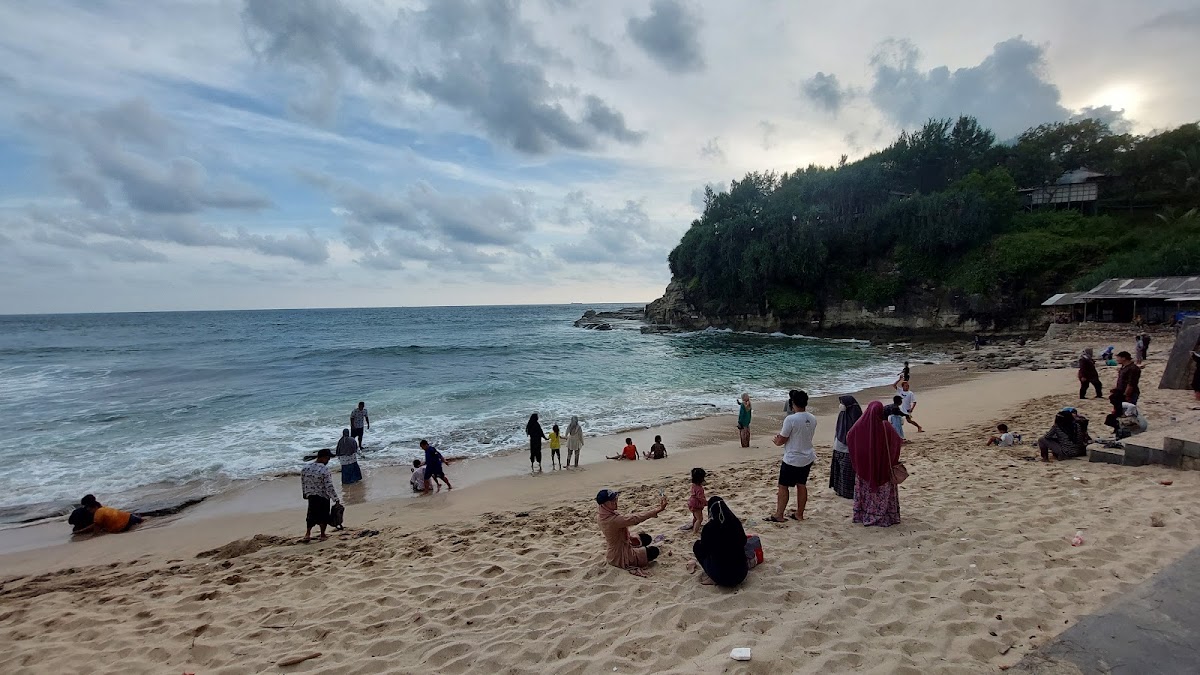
[848,400,902,527]
[828,395,861,499]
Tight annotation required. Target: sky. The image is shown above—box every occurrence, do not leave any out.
[1,0,1198,314]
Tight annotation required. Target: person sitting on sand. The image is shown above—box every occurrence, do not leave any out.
[335,428,363,485]
[301,449,340,542]
[986,423,1015,447]
[882,395,922,441]
[644,435,668,459]
[687,496,749,587]
[73,494,143,535]
[1037,410,1090,462]
[848,401,903,527]
[420,440,452,492]
[596,489,667,574]
[608,438,638,460]
[1104,392,1148,437]
[409,459,426,493]
[565,416,584,468]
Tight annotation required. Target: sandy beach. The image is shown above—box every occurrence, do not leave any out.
[3,331,1199,674]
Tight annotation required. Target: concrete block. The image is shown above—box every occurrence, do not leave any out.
[1182,457,1200,472]
[1123,444,1151,467]
[1175,439,1200,460]
[1089,448,1124,465]
[1149,446,1183,468]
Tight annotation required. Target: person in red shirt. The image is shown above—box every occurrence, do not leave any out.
[607,438,639,460]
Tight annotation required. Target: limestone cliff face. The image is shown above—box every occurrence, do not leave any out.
[644,280,1042,335]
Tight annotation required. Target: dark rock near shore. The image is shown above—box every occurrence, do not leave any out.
[574,307,645,329]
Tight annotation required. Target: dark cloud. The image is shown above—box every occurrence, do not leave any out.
[867,37,1070,139]
[626,0,705,74]
[1072,105,1133,134]
[573,26,628,78]
[241,0,643,154]
[801,72,853,114]
[1134,7,1200,33]
[699,137,725,162]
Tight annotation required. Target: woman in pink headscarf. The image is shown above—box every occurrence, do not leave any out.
[847,400,903,527]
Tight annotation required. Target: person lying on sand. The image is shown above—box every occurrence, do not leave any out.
[607,438,638,460]
[596,489,667,575]
[71,494,143,535]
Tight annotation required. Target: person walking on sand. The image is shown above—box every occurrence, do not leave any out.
[737,393,753,448]
[565,416,584,468]
[1112,351,1142,405]
[848,401,902,527]
[883,395,922,441]
[419,440,452,491]
[829,395,862,499]
[1077,348,1104,399]
[766,389,817,523]
[893,377,918,417]
[596,489,668,575]
[301,449,340,542]
[526,413,548,473]
[350,402,370,449]
[335,429,362,485]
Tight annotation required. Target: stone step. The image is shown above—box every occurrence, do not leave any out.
[1089,437,1199,469]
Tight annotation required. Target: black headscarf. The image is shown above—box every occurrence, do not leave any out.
[1053,411,1078,442]
[336,428,357,457]
[525,413,542,438]
[701,496,746,556]
[835,395,863,445]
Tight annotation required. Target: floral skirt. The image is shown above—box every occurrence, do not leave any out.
[852,476,900,527]
[829,451,855,499]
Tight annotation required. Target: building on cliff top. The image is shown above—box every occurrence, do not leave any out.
[1043,277,1200,324]
[1020,168,1106,214]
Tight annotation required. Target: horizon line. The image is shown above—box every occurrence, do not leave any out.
[0,300,654,318]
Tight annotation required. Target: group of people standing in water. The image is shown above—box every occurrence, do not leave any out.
[524,413,584,472]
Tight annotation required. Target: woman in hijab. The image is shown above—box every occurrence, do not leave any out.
[829,395,862,499]
[565,416,584,468]
[689,496,748,587]
[848,401,902,527]
[335,428,362,485]
[1037,410,1088,461]
[526,413,548,473]
[1077,348,1103,399]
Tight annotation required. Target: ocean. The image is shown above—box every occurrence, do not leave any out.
[0,304,917,522]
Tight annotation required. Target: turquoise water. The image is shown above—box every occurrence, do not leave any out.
[0,304,912,519]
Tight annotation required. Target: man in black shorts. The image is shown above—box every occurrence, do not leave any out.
[350,401,370,448]
[768,390,818,522]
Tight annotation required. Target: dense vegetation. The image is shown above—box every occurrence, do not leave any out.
[666,117,1200,325]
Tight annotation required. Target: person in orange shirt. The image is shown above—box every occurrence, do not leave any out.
[74,494,143,534]
[607,438,639,461]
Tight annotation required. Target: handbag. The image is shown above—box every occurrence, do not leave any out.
[887,432,908,485]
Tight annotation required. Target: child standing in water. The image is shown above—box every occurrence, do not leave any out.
[548,424,563,470]
[682,468,707,535]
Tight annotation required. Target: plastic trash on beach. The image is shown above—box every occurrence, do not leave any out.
[730,648,752,661]
[1071,531,1084,547]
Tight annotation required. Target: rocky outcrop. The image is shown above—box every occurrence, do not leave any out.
[573,307,645,330]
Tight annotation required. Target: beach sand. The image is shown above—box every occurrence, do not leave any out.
[3,343,1199,674]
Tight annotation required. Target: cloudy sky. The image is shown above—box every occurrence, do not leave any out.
[1,0,1197,314]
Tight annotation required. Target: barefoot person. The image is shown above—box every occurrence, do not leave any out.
[607,438,639,460]
[767,389,817,523]
[72,494,143,534]
[526,413,548,473]
[565,416,584,468]
[1077,348,1103,399]
[350,401,370,448]
[848,401,903,527]
[301,449,340,542]
[737,393,752,448]
[829,395,862,500]
[596,489,668,573]
[335,428,362,485]
[1037,410,1090,462]
[420,440,452,491]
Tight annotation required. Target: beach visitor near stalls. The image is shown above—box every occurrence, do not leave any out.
[1037,409,1090,462]
[335,428,362,485]
[766,389,817,523]
[525,413,548,473]
[409,460,426,493]
[1112,351,1143,405]
[420,440,452,492]
[548,424,563,470]
[301,449,341,542]
[688,496,749,588]
[645,435,668,459]
[350,401,370,448]
[608,438,639,460]
[736,393,753,448]
[72,494,143,535]
[848,401,903,527]
[595,489,668,574]
[1077,348,1104,399]
[829,395,862,500]
[565,416,584,468]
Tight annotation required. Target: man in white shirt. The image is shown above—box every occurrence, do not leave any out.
[768,390,818,522]
[987,423,1015,447]
[893,377,917,415]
